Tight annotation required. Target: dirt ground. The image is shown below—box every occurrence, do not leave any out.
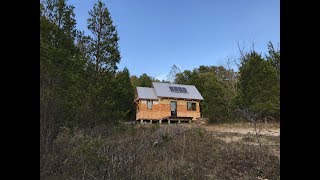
[179,122,280,136]
[176,122,280,159]
[204,123,279,136]
[141,122,280,159]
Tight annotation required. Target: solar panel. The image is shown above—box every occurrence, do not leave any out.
[169,86,188,93]
[181,87,188,93]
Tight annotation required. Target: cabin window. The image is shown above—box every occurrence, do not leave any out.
[187,102,196,111]
[147,100,153,110]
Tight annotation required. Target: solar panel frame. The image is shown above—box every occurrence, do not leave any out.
[169,86,188,93]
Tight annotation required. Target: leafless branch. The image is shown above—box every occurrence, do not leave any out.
[237,41,245,59]
[236,106,262,147]
[251,37,255,52]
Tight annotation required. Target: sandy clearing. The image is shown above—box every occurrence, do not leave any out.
[175,122,280,159]
[178,122,280,137]
[203,126,280,136]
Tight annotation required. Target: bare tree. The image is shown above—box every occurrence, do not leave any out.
[167,64,181,83]
[223,56,239,95]
[236,40,257,68]
[235,41,246,69]
[236,106,263,147]
[237,41,246,57]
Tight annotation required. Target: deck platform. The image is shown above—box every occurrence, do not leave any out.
[137,116,193,124]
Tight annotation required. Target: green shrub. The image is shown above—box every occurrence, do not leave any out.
[195,128,206,137]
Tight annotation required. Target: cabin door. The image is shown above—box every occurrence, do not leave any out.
[170,101,177,117]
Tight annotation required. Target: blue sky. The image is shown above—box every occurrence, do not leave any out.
[68,0,280,80]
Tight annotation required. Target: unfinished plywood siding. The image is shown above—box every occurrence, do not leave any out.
[136,100,160,120]
[136,99,201,120]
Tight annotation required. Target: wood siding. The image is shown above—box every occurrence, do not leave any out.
[136,99,201,120]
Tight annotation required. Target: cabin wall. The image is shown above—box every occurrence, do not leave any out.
[136,99,201,120]
[136,100,160,120]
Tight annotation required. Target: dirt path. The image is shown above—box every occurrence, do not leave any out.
[202,126,280,136]
[179,122,280,137]
[175,122,280,159]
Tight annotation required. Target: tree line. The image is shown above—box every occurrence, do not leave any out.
[40,0,135,159]
[175,42,279,123]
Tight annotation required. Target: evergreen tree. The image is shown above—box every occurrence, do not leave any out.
[237,51,280,120]
[87,0,120,73]
[72,1,122,127]
[130,75,139,88]
[42,0,76,39]
[40,1,87,168]
[175,70,193,85]
[266,41,280,78]
[114,68,135,120]
[200,73,229,123]
[137,73,153,87]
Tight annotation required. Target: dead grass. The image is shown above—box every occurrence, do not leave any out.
[176,122,280,160]
[41,123,280,179]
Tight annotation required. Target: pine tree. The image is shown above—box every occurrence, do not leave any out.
[42,0,76,39]
[114,68,135,120]
[80,0,123,126]
[201,74,229,123]
[137,73,153,87]
[41,1,87,166]
[87,0,120,73]
[266,41,280,78]
[237,51,279,119]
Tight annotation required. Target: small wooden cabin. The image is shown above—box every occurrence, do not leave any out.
[134,82,204,124]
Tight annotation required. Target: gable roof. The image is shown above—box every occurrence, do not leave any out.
[135,82,204,101]
[136,87,158,100]
[152,82,204,100]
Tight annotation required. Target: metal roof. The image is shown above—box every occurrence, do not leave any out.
[136,87,158,100]
[152,82,204,100]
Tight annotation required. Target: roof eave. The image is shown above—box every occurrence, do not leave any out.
[158,96,204,101]
[133,97,159,102]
